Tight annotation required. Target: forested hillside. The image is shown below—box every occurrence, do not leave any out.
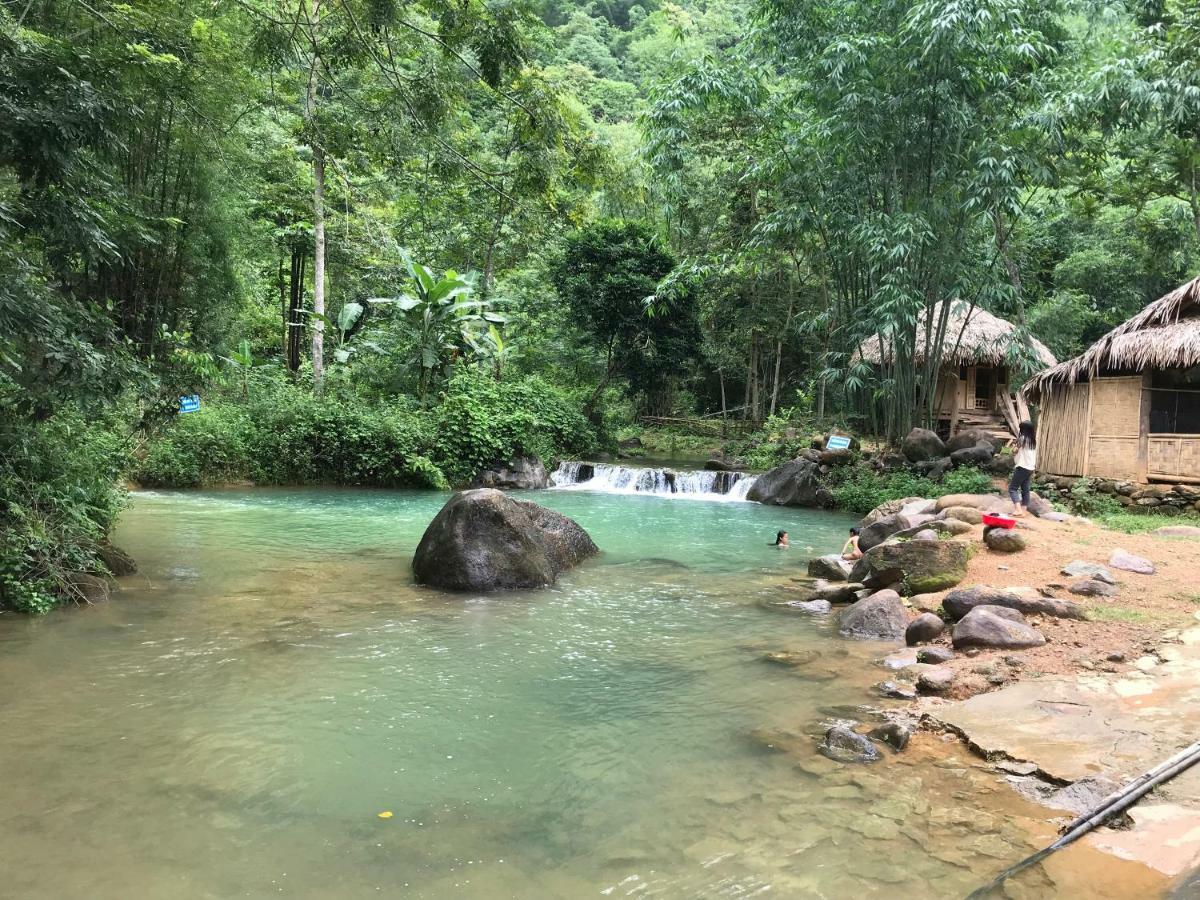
[3,0,1199,611]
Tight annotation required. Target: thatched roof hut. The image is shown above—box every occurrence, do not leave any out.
[1025,275,1200,401]
[855,301,1055,440]
[855,301,1056,368]
[1023,274,1200,484]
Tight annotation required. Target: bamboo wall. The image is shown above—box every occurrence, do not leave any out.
[1036,383,1089,477]
[1087,376,1144,480]
[1148,436,1200,481]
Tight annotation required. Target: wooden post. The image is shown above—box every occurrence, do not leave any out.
[1137,371,1151,483]
[1081,380,1094,478]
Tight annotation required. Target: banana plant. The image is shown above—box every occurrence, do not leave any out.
[370,253,506,401]
[300,300,365,365]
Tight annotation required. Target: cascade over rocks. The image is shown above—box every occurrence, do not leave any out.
[413,489,598,591]
[849,540,972,593]
[747,458,831,507]
[470,454,549,490]
[902,428,946,462]
[942,585,1085,621]
[839,589,908,640]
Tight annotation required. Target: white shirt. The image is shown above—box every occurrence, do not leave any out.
[1014,445,1036,471]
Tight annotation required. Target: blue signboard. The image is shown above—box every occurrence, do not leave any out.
[826,434,852,451]
[179,394,201,414]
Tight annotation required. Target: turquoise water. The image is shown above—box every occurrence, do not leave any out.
[0,488,1153,898]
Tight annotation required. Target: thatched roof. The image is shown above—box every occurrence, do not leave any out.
[854,301,1057,369]
[1024,274,1200,401]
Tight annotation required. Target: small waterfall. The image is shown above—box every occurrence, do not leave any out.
[550,461,758,502]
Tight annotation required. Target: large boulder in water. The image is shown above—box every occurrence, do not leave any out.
[470,454,548,490]
[413,489,597,591]
[849,540,972,594]
[902,428,946,462]
[857,513,914,553]
[747,458,830,507]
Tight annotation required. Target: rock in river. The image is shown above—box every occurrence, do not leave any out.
[747,458,830,507]
[849,539,973,593]
[808,554,852,581]
[412,489,597,591]
[470,454,549,490]
[819,725,881,764]
[839,590,908,641]
[952,607,1046,650]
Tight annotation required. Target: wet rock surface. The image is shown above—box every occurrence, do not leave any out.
[747,458,830,507]
[470,454,549,490]
[808,554,852,581]
[819,725,881,763]
[412,489,598,591]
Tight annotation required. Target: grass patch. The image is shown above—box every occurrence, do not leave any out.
[1087,605,1153,624]
[1094,511,1200,534]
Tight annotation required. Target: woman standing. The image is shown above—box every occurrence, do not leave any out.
[1009,421,1037,516]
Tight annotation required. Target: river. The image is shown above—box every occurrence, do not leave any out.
[0,486,1164,897]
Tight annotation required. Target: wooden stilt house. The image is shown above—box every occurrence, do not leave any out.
[856,301,1057,441]
[1023,275,1200,484]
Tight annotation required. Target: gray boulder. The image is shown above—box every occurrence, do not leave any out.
[858,513,914,553]
[877,680,918,700]
[984,528,1027,553]
[905,612,945,645]
[808,581,863,603]
[1062,561,1116,584]
[839,590,908,641]
[862,496,925,527]
[902,428,947,462]
[849,539,973,594]
[1155,525,1200,538]
[942,585,1085,621]
[412,489,598,591]
[936,493,1002,511]
[808,554,852,581]
[946,429,998,454]
[988,453,1016,475]
[470,454,549,490]
[1109,549,1155,575]
[819,725,881,764]
[918,647,955,664]
[1069,578,1117,598]
[941,505,983,525]
[747,458,829,507]
[926,457,953,482]
[917,667,956,693]
[952,607,1046,650]
[950,442,995,467]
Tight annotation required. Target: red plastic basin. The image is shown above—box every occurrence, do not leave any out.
[982,513,1016,529]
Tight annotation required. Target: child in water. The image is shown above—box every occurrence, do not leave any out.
[842,527,863,560]
[773,530,790,547]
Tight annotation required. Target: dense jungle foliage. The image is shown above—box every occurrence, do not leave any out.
[3,0,1200,610]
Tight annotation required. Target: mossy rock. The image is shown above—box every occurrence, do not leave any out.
[849,540,973,595]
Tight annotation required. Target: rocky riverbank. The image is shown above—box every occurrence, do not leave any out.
[761,487,1200,889]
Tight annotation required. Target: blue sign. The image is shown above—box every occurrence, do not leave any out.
[826,435,852,451]
[179,394,201,414]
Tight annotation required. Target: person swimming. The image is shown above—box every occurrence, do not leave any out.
[841,527,863,560]
[774,530,790,547]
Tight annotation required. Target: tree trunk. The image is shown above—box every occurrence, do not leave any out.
[311,143,326,386]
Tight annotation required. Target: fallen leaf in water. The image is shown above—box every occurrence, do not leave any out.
[377,811,393,819]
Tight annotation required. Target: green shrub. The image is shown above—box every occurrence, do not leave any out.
[827,464,997,515]
[430,370,598,485]
[1067,477,1124,518]
[0,411,130,614]
[940,466,995,495]
[136,385,447,490]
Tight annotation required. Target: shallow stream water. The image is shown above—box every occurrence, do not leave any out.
[0,487,1165,898]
